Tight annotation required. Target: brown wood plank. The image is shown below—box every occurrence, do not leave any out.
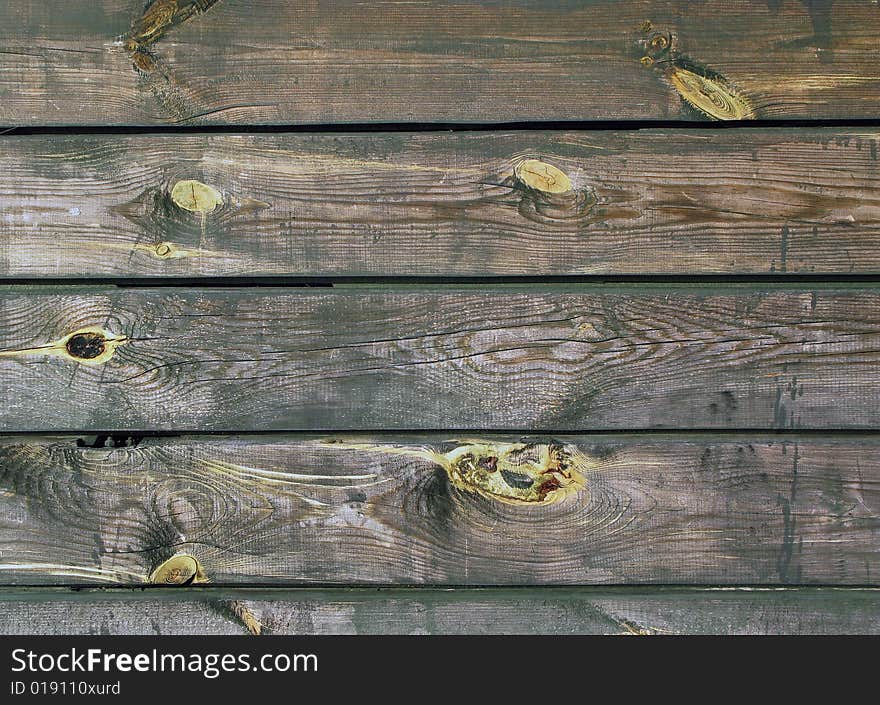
[0,435,877,585]
[1,1,879,125]
[1,587,877,635]
[2,129,880,277]
[0,286,877,431]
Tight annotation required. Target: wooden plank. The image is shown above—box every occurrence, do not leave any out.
[0,434,877,585]
[0,286,877,431]
[1,1,879,125]
[3,129,880,278]
[1,587,877,635]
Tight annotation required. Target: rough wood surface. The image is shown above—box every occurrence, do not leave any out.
[1,1,879,125]
[1,587,877,635]
[0,286,877,431]
[2,129,880,277]
[0,435,877,585]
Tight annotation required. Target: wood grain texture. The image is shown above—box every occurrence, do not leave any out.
[1,588,878,635]
[0,286,877,431]
[1,1,879,125]
[0,435,877,585]
[2,129,880,277]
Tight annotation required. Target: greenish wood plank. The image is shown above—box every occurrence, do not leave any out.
[2,129,879,277]
[1,587,877,635]
[0,435,877,586]
[1,1,879,125]
[0,286,877,431]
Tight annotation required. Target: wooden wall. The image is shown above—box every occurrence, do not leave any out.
[1,0,878,635]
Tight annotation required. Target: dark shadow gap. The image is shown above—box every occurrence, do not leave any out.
[1,583,878,592]
[6,274,880,288]
[4,117,880,136]
[0,429,874,443]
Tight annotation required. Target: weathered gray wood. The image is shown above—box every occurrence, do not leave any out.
[0,435,877,585]
[1,587,877,635]
[0,286,877,431]
[1,1,879,125]
[2,129,880,277]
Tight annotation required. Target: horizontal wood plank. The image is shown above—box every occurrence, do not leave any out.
[1,1,879,125]
[3,130,880,277]
[0,435,877,585]
[1,587,877,635]
[0,286,877,431]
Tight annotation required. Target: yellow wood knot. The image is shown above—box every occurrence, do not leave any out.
[445,442,585,505]
[0,326,127,365]
[152,241,197,259]
[131,241,202,260]
[514,159,573,195]
[149,555,208,586]
[637,23,755,121]
[650,34,669,50]
[155,242,174,258]
[668,68,755,121]
[322,439,589,506]
[170,180,223,214]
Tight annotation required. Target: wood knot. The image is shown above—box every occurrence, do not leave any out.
[637,24,755,121]
[170,180,223,214]
[650,34,669,50]
[125,0,223,74]
[65,332,107,360]
[149,554,208,586]
[511,159,596,226]
[667,67,756,121]
[515,159,572,195]
[153,241,180,259]
[445,441,587,506]
[61,328,127,365]
[316,439,591,508]
[0,327,127,365]
[639,26,676,62]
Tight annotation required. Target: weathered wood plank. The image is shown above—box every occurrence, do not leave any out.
[0,435,877,585]
[2,130,879,277]
[0,286,877,431]
[1,587,877,635]
[1,1,879,125]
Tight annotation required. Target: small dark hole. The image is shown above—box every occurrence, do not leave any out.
[76,434,144,448]
[478,456,498,472]
[65,332,106,360]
